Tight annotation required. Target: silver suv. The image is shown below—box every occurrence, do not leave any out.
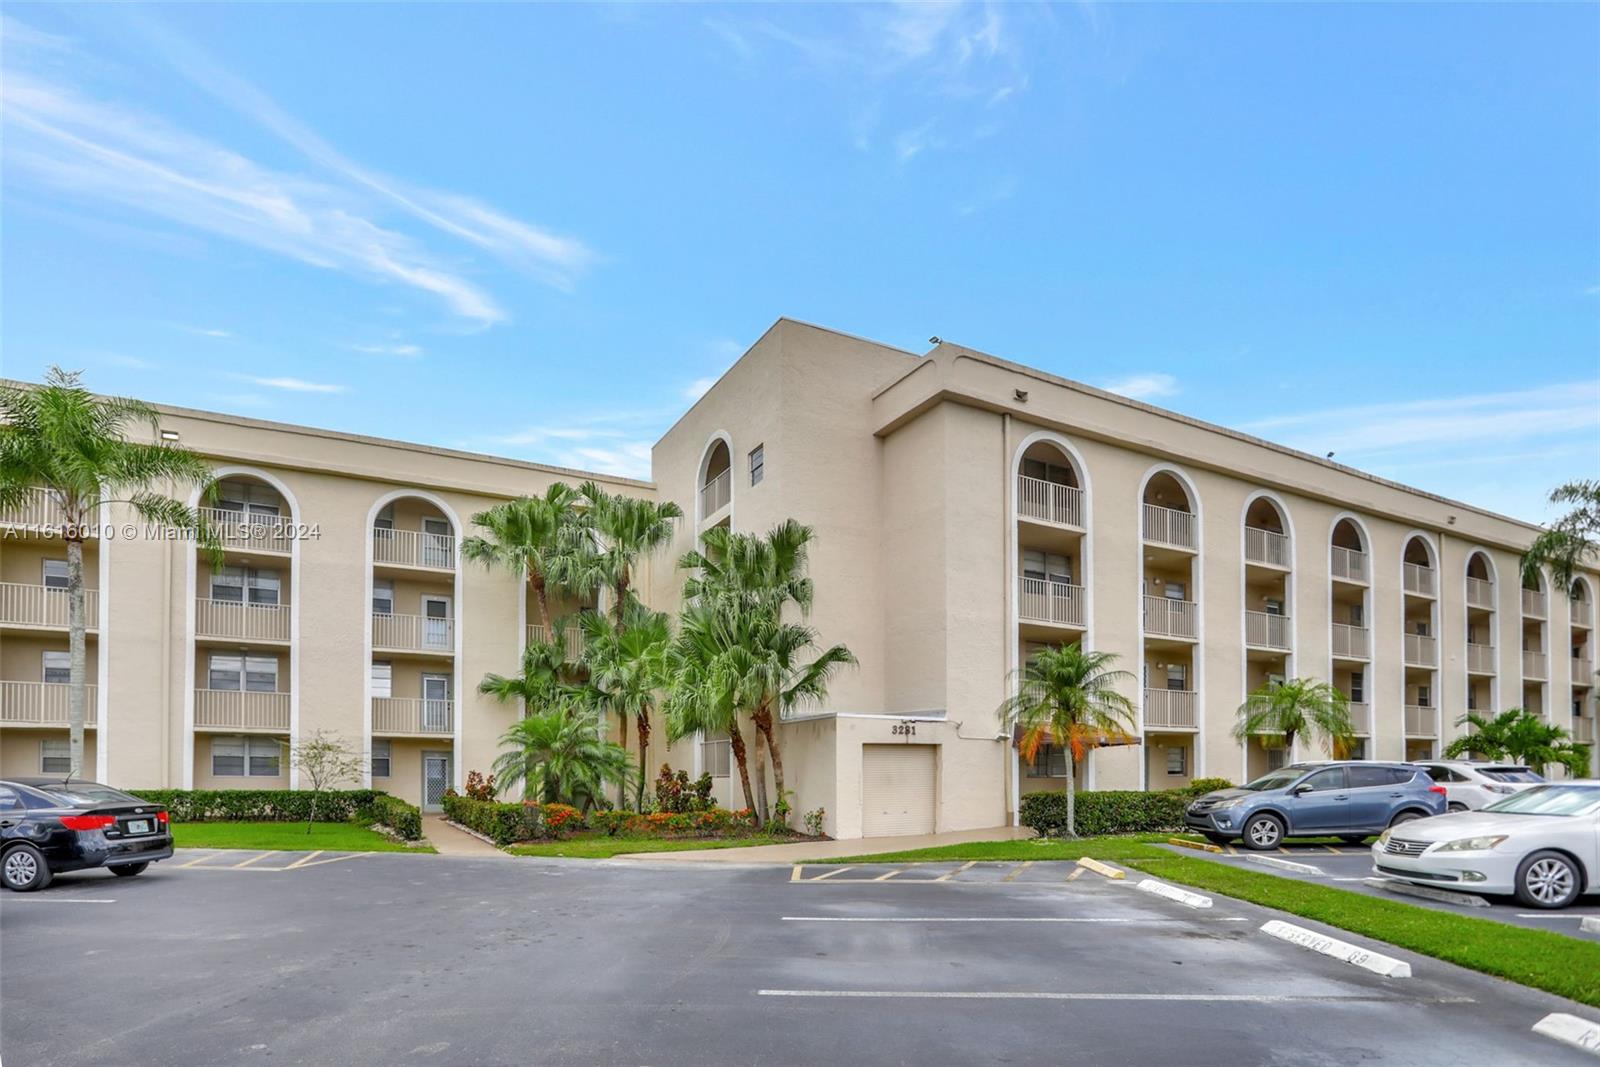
[1412,760,1543,811]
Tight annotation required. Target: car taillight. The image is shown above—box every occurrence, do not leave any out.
[59,814,117,831]
[1428,785,1448,796]
[156,811,169,824]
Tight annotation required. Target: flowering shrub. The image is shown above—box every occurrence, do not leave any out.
[464,770,496,802]
[654,765,716,813]
[590,809,644,837]
[540,803,584,833]
[803,808,826,837]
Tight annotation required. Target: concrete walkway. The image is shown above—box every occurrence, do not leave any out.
[422,814,507,857]
[611,824,1033,864]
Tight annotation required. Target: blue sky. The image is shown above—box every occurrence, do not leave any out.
[2,3,1596,520]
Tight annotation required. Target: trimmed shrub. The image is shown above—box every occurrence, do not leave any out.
[441,793,542,845]
[1184,777,1235,797]
[127,788,382,824]
[540,803,584,833]
[366,794,424,840]
[1020,788,1191,837]
[590,810,644,837]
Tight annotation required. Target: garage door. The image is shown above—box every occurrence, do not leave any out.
[862,744,936,837]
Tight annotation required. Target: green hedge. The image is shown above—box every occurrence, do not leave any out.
[364,794,424,841]
[1021,781,1232,837]
[125,788,422,839]
[442,794,542,846]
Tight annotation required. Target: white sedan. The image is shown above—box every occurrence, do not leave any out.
[1371,782,1600,908]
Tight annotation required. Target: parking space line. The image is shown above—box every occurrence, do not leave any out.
[173,852,222,869]
[758,990,1474,1003]
[288,852,364,869]
[935,861,977,882]
[810,866,857,881]
[872,869,903,882]
[230,852,276,869]
[1001,861,1034,883]
[1226,845,1239,855]
[284,851,324,868]
[1,897,116,903]
[780,916,1251,924]
[1065,867,1085,882]
[791,865,803,882]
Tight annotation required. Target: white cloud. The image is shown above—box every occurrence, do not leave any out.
[683,377,718,402]
[185,326,231,338]
[1100,373,1180,401]
[351,343,423,357]
[241,375,346,394]
[894,121,940,162]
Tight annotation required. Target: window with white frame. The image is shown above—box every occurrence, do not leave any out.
[210,566,280,605]
[700,735,731,778]
[748,444,764,486]
[1022,550,1072,585]
[1264,597,1284,616]
[41,739,70,774]
[1020,458,1074,485]
[216,480,281,518]
[208,653,278,693]
[374,504,395,531]
[371,662,392,699]
[42,559,68,589]
[1165,746,1187,776]
[371,739,392,778]
[1348,602,1365,627]
[43,651,71,684]
[211,735,281,777]
[372,579,394,616]
[1163,581,1187,601]
[1349,669,1365,703]
[1165,663,1188,691]
[1416,684,1432,708]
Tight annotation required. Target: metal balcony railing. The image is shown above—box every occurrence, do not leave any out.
[1522,588,1547,618]
[699,469,731,519]
[195,598,289,642]
[1142,503,1197,550]
[372,697,454,735]
[1346,701,1371,736]
[1143,689,1197,730]
[1017,475,1084,529]
[1244,527,1289,568]
[0,583,99,630]
[1330,546,1367,583]
[1403,563,1435,597]
[0,682,98,726]
[198,507,292,554]
[372,612,455,653]
[194,688,289,732]
[1404,705,1437,738]
[1245,610,1290,651]
[372,527,455,570]
[1521,650,1546,680]
[1018,577,1086,628]
[527,624,586,662]
[1403,632,1437,667]
[1331,623,1369,660]
[1143,595,1198,640]
[1466,577,1495,611]
[1466,643,1497,675]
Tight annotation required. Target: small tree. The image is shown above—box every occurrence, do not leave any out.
[1232,678,1354,759]
[1444,709,1591,776]
[288,730,365,834]
[1521,480,1599,590]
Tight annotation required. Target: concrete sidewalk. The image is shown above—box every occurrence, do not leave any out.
[422,814,507,857]
[610,824,1033,864]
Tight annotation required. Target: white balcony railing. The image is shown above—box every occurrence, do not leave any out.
[1018,577,1086,628]
[1404,632,1438,668]
[198,507,292,554]
[1244,527,1289,568]
[699,469,731,519]
[527,624,586,662]
[1346,701,1371,736]
[1143,688,1197,730]
[372,612,455,653]
[1245,610,1290,651]
[1574,603,1594,629]
[1404,705,1436,738]
[1522,650,1546,680]
[194,688,289,732]
[0,486,81,532]
[372,527,455,571]
[1330,546,1368,583]
[372,697,454,736]
[1017,475,1084,530]
[0,682,98,727]
[195,598,289,642]
[1143,595,1198,640]
[1403,563,1436,598]
[0,583,99,630]
[1142,503,1197,551]
[1466,576,1495,611]
[1331,623,1369,660]
[1522,588,1547,618]
[1466,643,1497,675]
[1574,656,1594,683]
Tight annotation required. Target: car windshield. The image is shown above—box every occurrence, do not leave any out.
[1241,771,1302,792]
[1480,767,1542,783]
[36,782,141,806]
[1480,785,1600,817]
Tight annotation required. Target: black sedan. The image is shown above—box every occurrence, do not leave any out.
[1,778,173,891]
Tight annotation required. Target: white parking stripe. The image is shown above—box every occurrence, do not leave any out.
[758,990,1474,1003]
[1,897,116,903]
[781,916,1250,923]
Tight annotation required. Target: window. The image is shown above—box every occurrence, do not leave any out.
[1027,744,1070,778]
[0,788,19,813]
[212,735,280,777]
[1267,672,1286,688]
[1348,602,1364,627]
[1413,620,1430,637]
[371,662,392,699]
[371,739,391,778]
[43,651,71,685]
[208,654,278,693]
[1347,766,1394,788]
[1345,738,1367,761]
[1265,747,1287,771]
[1021,458,1074,486]
[1416,684,1431,708]
[1166,664,1188,691]
[1301,767,1346,791]
[42,559,68,589]
[1165,746,1187,776]
[40,739,70,774]
[1022,550,1072,585]
[1264,597,1285,616]
[372,579,394,615]
[216,480,280,518]
[701,736,732,778]
[1163,581,1187,601]
[1349,670,1365,703]
[210,566,280,605]
[748,444,764,486]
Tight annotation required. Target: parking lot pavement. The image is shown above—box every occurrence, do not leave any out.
[4,853,1598,1066]
[1157,842,1600,937]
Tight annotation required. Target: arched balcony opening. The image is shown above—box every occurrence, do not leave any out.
[1242,495,1292,705]
[1017,442,1084,530]
[1243,497,1290,570]
[1571,581,1596,763]
[1141,472,1196,551]
[1327,517,1371,724]
[698,438,732,524]
[1139,469,1201,786]
[1400,535,1440,758]
[1015,438,1089,638]
[1464,551,1497,685]
[1520,568,1548,699]
[1330,517,1368,585]
[1402,535,1436,598]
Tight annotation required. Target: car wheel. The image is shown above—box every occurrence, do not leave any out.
[1388,810,1424,829]
[1202,833,1233,845]
[110,863,149,878]
[1447,802,1469,813]
[2,845,53,892]
[1514,850,1582,910]
[1339,835,1368,845]
[1241,814,1284,851]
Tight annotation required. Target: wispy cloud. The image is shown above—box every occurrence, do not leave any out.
[184,326,232,339]
[1100,372,1180,401]
[480,420,653,479]
[682,377,718,402]
[351,342,422,357]
[241,375,346,394]
[894,121,941,163]
[957,174,1017,215]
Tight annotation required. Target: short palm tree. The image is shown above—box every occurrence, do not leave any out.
[1521,480,1599,590]
[997,645,1136,839]
[1231,678,1354,759]
[490,707,633,811]
[1445,708,1590,776]
[0,369,219,777]
[582,603,672,810]
[460,484,581,636]
[570,481,682,626]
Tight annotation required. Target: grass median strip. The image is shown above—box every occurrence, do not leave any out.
[172,822,435,853]
[818,834,1600,1008]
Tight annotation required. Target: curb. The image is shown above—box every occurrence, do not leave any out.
[1246,854,1323,876]
[1259,919,1412,978]
[1136,878,1213,909]
[1167,837,1224,854]
[1076,857,1126,880]
[1532,1012,1600,1057]
[1362,877,1489,908]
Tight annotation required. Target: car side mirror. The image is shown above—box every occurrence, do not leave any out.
[1290,784,1313,796]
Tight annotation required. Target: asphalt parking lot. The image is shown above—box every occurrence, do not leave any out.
[3,850,1597,1066]
[1156,841,1600,937]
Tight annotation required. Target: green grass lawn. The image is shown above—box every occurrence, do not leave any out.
[506,835,772,859]
[173,821,435,853]
[822,834,1600,1008]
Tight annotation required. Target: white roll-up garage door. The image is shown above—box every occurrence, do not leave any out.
[861,744,937,837]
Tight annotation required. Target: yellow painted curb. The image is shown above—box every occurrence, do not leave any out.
[1167,837,1224,854]
[1075,857,1126,880]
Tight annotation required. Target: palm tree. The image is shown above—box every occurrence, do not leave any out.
[490,707,633,811]
[1231,677,1354,759]
[1444,709,1591,776]
[582,602,672,810]
[679,519,814,613]
[478,630,583,713]
[460,484,581,636]
[571,481,682,626]
[665,603,758,814]
[1521,480,1599,590]
[0,368,218,777]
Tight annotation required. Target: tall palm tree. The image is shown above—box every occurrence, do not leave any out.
[490,708,633,811]
[1444,708,1591,776]
[679,519,814,613]
[0,368,218,777]
[571,481,682,627]
[665,603,758,814]
[1521,480,1599,590]
[582,603,672,810]
[998,645,1136,839]
[478,630,583,713]
[1231,677,1354,759]
[460,484,581,636]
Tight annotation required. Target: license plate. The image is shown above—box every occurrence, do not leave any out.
[126,819,151,835]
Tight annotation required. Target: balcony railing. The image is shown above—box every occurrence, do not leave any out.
[1404,705,1436,738]
[1403,632,1437,668]
[1522,588,1547,618]
[1466,642,1496,675]
[0,486,83,533]
[1575,717,1596,745]
[0,681,98,727]
[1245,610,1290,651]
[1403,563,1436,598]
[1142,504,1197,551]
[1143,595,1197,640]
[1331,623,1369,660]
[1522,650,1546,679]
[195,598,289,642]
[1574,603,1594,629]
[1330,546,1367,584]
[699,469,731,519]
[1574,656,1594,683]
[372,612,455,653]
[1244,527,1289,568]
[1346,701,1371,736]
[372,528,455,571]
[1143,688,1197,730]
[1466,577,1495,611]
[0,583,99,630]
[1018,577,1086,628]
[198,507,292,555]
[372,697,454,736]
[527,624,586,662]
[1017,475,1084,530]
[194,688,289,732]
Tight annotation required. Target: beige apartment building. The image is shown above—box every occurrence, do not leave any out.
[2,318,1596,836]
